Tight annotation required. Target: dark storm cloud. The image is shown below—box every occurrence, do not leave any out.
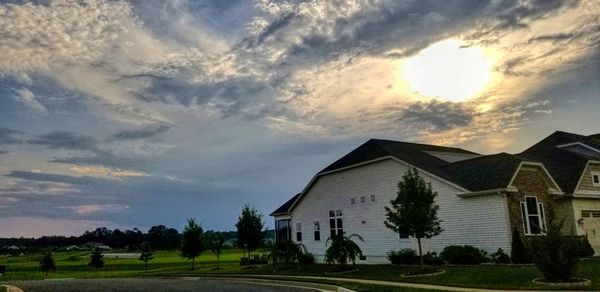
[0,127,21,144]
[400,100,476,132]
[107,124,172,141]
[29,131,97,151]
[528,33,576,43]
[6,170,110,186]
[249,13,297,47]
[277,0,571,64]
[0,150,8,155]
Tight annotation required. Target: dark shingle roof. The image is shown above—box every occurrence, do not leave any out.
[319,139,479,185]
[442,153,524,191]
[524,131,600,152]
[270,193,300,216]
[519,147,588,194]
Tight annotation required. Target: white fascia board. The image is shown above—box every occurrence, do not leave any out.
[288,155,471,212]
[557,142,600,153]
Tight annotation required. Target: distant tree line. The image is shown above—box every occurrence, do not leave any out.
[0,225,263,252]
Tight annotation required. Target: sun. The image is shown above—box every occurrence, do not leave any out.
[404,39,493,102]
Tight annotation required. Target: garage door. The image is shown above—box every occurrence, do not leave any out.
[581,210,600,255]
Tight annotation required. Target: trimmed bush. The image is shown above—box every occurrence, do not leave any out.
[423,251,443,266]
[491,248,510,264]
[511,227,532,264]
[387,248,418,265]
[440,245,488,265]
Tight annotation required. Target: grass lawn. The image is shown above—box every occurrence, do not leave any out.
[0,250,598,291]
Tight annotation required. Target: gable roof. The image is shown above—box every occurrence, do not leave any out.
[519,147,589,194]
[524,131,600,152]
[319,139,479,183]
[442,153,525,191]
[519,131,600,194]
[270,193,300,216]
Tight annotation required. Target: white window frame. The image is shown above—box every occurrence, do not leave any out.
[313,221,320,241]
[329,210,343,236]
[296,222,302,242]
[520,196,546,236]
[592,171,600,187]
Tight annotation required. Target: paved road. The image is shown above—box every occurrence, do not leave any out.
[6,278,322,292]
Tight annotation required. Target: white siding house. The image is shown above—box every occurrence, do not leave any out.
[272,138,565,264]
[282,158,511,264]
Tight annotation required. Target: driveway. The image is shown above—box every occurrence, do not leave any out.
[6,278,327,292]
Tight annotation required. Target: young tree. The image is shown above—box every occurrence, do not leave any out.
[181,218,205,270]
[385,167,443,271]
[208,233,226,269]
[325,232,364,270]
[89,247,104,274]
[39,252,56,278]
[235,204,266,259]
[139,241,153,272]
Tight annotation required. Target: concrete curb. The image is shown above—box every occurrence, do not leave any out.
[185,276,355,292]
[241,274,549,292]
[1,285,24,292]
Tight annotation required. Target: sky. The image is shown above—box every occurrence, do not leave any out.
[0,0,598,237]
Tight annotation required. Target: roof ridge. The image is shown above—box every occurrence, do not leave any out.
[447,152,518,165]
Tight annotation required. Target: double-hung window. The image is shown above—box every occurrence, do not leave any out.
[313,221,320,241]
[520,196,546,235]
[296,222,302,242]
[592,172,600,187]
[329,210,343,236]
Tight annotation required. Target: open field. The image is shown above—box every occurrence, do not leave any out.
[0,250,598,290]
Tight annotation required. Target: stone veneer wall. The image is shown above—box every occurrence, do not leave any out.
[506,166,556,236]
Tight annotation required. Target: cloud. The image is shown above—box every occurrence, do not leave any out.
[13,88,48,114]
[69,165,148,179]
[400,100,476,132]
[61,204,129,215]
[0,217,127,238]
[0,127,20,144]
[107,124,171,141]
[29,131,97,150]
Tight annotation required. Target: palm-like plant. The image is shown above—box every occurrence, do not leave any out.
[325,232,364,269]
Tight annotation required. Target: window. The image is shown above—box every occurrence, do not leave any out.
[520,196,546,235]
[592,172,600,187]
[275,219,291,242]
[314,221,320,241]
[582,210,600,218]
[329,209,343,236]
[360,196,365,203]
[350,198,355,205]
[399,232,409,239]
[296,222,302,242]
[370,195,376,202]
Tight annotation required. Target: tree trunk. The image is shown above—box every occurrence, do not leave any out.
[217,256,220,269]
[145,261,148,272]
[192,257,195,270]
[417,237,424,271]
[46,270,48,278]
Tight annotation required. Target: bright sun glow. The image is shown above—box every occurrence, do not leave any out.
[404,39,492,102]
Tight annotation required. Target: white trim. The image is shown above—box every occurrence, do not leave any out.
[521,196,547,236]
[456,187,517,198]
[557,142,600,154]
[573,161,591,193]
[285,155,471,214]
[575,190,600,196]
[508,162,564,194]
[572,194,600,199]
[592,171,600,187]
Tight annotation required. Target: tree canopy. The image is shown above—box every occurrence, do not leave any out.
[235,204,266,258]
[385,167,442,270]
[180,218,205,270]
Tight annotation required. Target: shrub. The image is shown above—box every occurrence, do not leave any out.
[491,248,510,264]
[423,251,443,266]
[440,245,488,265]
[530,233,580,282]
[576,236,595,258]
[298,252,315,265]
[387,248,418,265]
[511,227,532,264]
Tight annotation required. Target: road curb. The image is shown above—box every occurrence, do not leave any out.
[190,276,356,292]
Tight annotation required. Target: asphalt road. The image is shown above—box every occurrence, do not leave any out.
[7,278,322,292]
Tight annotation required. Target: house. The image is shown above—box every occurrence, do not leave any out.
[271,138,563,264]
[520,131,600,254]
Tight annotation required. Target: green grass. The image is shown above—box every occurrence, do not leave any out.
[0,250,599,291]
